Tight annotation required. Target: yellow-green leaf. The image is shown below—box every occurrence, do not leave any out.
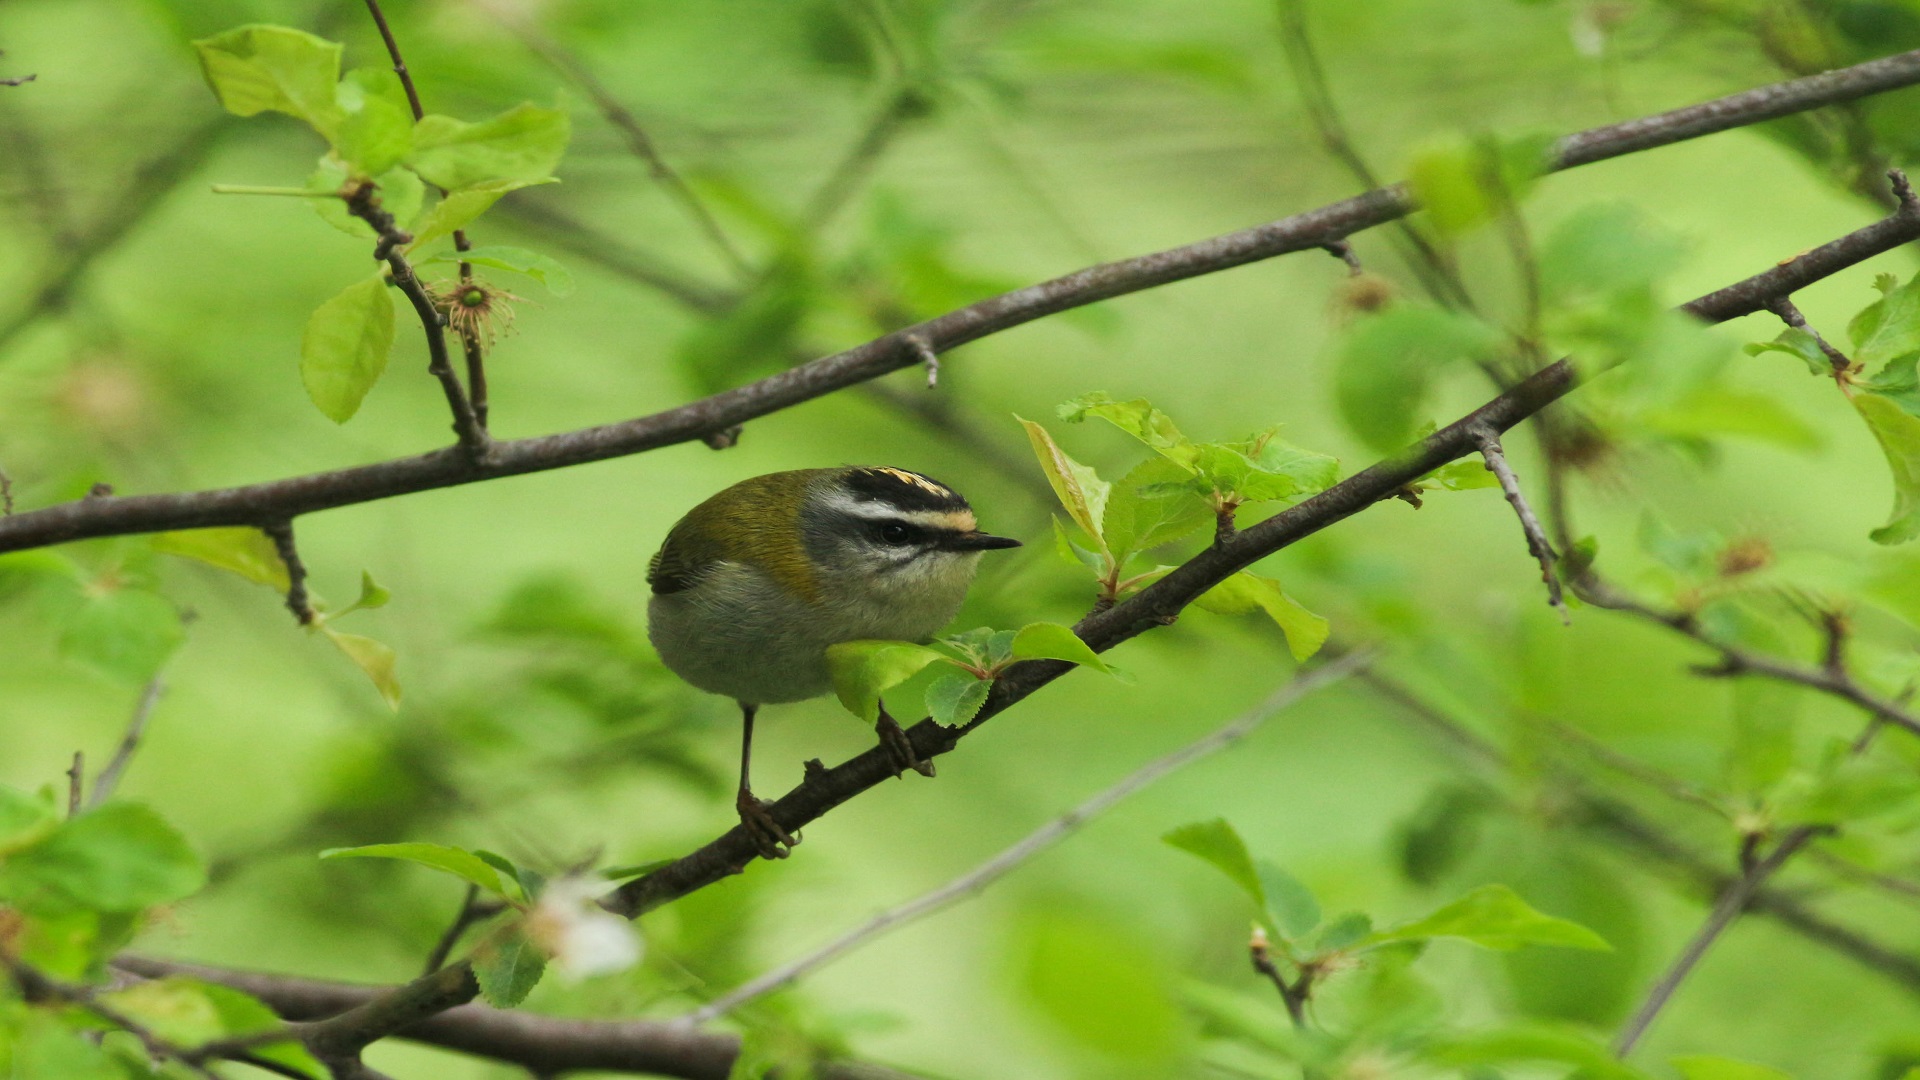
[301,271,396,424]
[322,627,401,707]
[406,103,571,191]
[1856,391,1920,544]
[825,639,949,724]
[1372,884,1611,951]
[407,177,557,252]
[1010,622,1112,673]
[193,24,344,138]
[153,528,289,591]
[1195,572,1330,660]
[1019,417,1110,553]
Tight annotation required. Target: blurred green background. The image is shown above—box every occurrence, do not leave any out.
[6,0,1920,1076]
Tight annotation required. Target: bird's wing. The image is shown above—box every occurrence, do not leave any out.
[647,521,717,595]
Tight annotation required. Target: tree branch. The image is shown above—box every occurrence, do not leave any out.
[263,520,317,627]
[1472,427,1566,618]
[88,676,165,808]
[7,51,1920,550]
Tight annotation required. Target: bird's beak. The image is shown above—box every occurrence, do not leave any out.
[943,531,1023,551]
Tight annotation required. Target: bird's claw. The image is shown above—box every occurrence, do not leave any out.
[877,711,936,779]
[735,789,797,859]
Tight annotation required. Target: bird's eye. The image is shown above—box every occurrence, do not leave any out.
[878,522,912,545]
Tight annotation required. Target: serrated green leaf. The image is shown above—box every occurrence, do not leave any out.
[1854,391,1920,544]
[407,177,558,252]
[474,925,547,1007]
[1850,272,1920,368]
[307,157,423,238]
[153,528,290,591]
[926,671,991,726]
[1256,861,1320,937]
[1051,515,1107,571]
[1010,622,1111,673]
[1192,440,1339,504]
[1164,819,1265,913]
[0,803,205,916]
[1373,884,1610,951]
[1103,457,1213,562]
[59,584,184,684]
[1744,327,1832,377]
[301,271,395,424]
[321,626,401,707]
[1335,305,1504,452]
[1057,392,1198,466]
[1194,572,1329,661]
[422,244,574,296]
[332,67,412,174]
[825,639,949,724]
[1312,911,1373,953]
[1020,418,1111,552]
[1672,1055,1796,1080]
[406,103,570,191]
[193,24,344,137]
[319,841,512,896]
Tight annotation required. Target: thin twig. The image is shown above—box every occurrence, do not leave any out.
[480,1,751,278]
[89,677,164,808]
[421,884,487,976]
[1473,427,1566,619]
[65,752,82,817]
[1764,296,1854,375]
[361,0,425,119]
[1249,927,1312,1028]
[6,959,221,1079]
[342,180,491,457]
[803,87,924,233]
[263,521,316,627]
[903,334,940,388]
[679,654,1370,1025]
[1612,825,1822,1056]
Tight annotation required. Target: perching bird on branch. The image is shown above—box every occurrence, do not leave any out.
[647,466,1021,858]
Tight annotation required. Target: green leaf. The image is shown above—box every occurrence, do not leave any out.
[1103,457,1213,562]
[1009,622,1111,673]
[0,786,59,852]
[926,671,991,726]
[1334,305,1504,452]
[1373,883,1611,951]
[407,177,558,252]
[1849,272,1920,368]
[321,627,402,708]
[1019,418,1111,553]
[98,978,322,1078]
[59,585,184,684]
[1744,327,1832,377]
[1194,572,1330,661]
[1019,911,1186,1062]
[406,103,571,191]
[1854,391,1920,544]
[1163,819,1265,912]
[1404,133,1551,234]
[1538,202,1688,302]
[1312,911,1373,952]
[332,67,413,174]
[332,570,392,618]
[1425,1023,1645,1080]
[1256,861,1320,938]
[423,244,574,296]
[474,925,548,1008]
[1861,351,1920,416]
[153,527,290,590]
[1395,784,1495,886]
[0,803,205,916]
[319,842,511,897]
[1672,1055,1797,1080]
[825,639,949,724]
[1057,392,1198,466]
[301,271,395,424]
[193,24,344,137]
[5,1012,130,1080]
[1051,515,1106,571]
[11,908,137,982]
[1422,458,1500,491]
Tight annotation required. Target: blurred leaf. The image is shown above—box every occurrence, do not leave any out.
[406,103,571,191]
[300,271,395,424]
[1774,751,1920,825]
[423,245,574,296]
[1373,884,1610,951]
[674,260,811,395]
[1020,418,1111,553]
[1194,572,1329,661]
[12,908,137,982]
[153,527,289,591]
[1335,305,1504,452]
[0,786,59,851]
[926,671,991,726]
[1726,678,1799,795]
[332,67,413,175]
[322,627,401,707]
[474,925,547,1008]
[1539,202,1688,301]
[409,177,558,252]
[1642,389,1821,451]
[1671,1055,1797,1080]
[1018,910,1186,1062]
[825,639,949,724]
[1255,861,1320,938]
[193,24,343,138]
[1010,622,1111,673]
[1425,1023,1646,1079]
[59,584,183,684]
[4,1012,130,1080]
[1163,819,1265,913]
[1500,847,1646,1025]
[1312,911,1373,953]
[319,841,511,897]
[1853,392,1920,544]
[1405,133,1551,234]
[99,978,323,1078]
[1419,459,1499,491]
[0,803,205,916]
[1395,784,1496,886]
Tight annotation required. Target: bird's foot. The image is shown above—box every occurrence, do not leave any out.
[735,788,797,859]
[877,710,936,779]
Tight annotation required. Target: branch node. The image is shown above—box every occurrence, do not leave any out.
[262,521,317,627]
[1764,296,1853,375]
[802,758,828,781]
[85,482,114,499]
[1891,167,1918,213]
[1320,239,1363,275]
[904,335,941,389]
[65,751,83,817]
[701,425,743,450]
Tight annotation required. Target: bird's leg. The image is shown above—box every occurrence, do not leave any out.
[876,704,936,778]
[734,702,797,859]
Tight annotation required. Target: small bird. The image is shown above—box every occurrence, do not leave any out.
[647,466,1021,857]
